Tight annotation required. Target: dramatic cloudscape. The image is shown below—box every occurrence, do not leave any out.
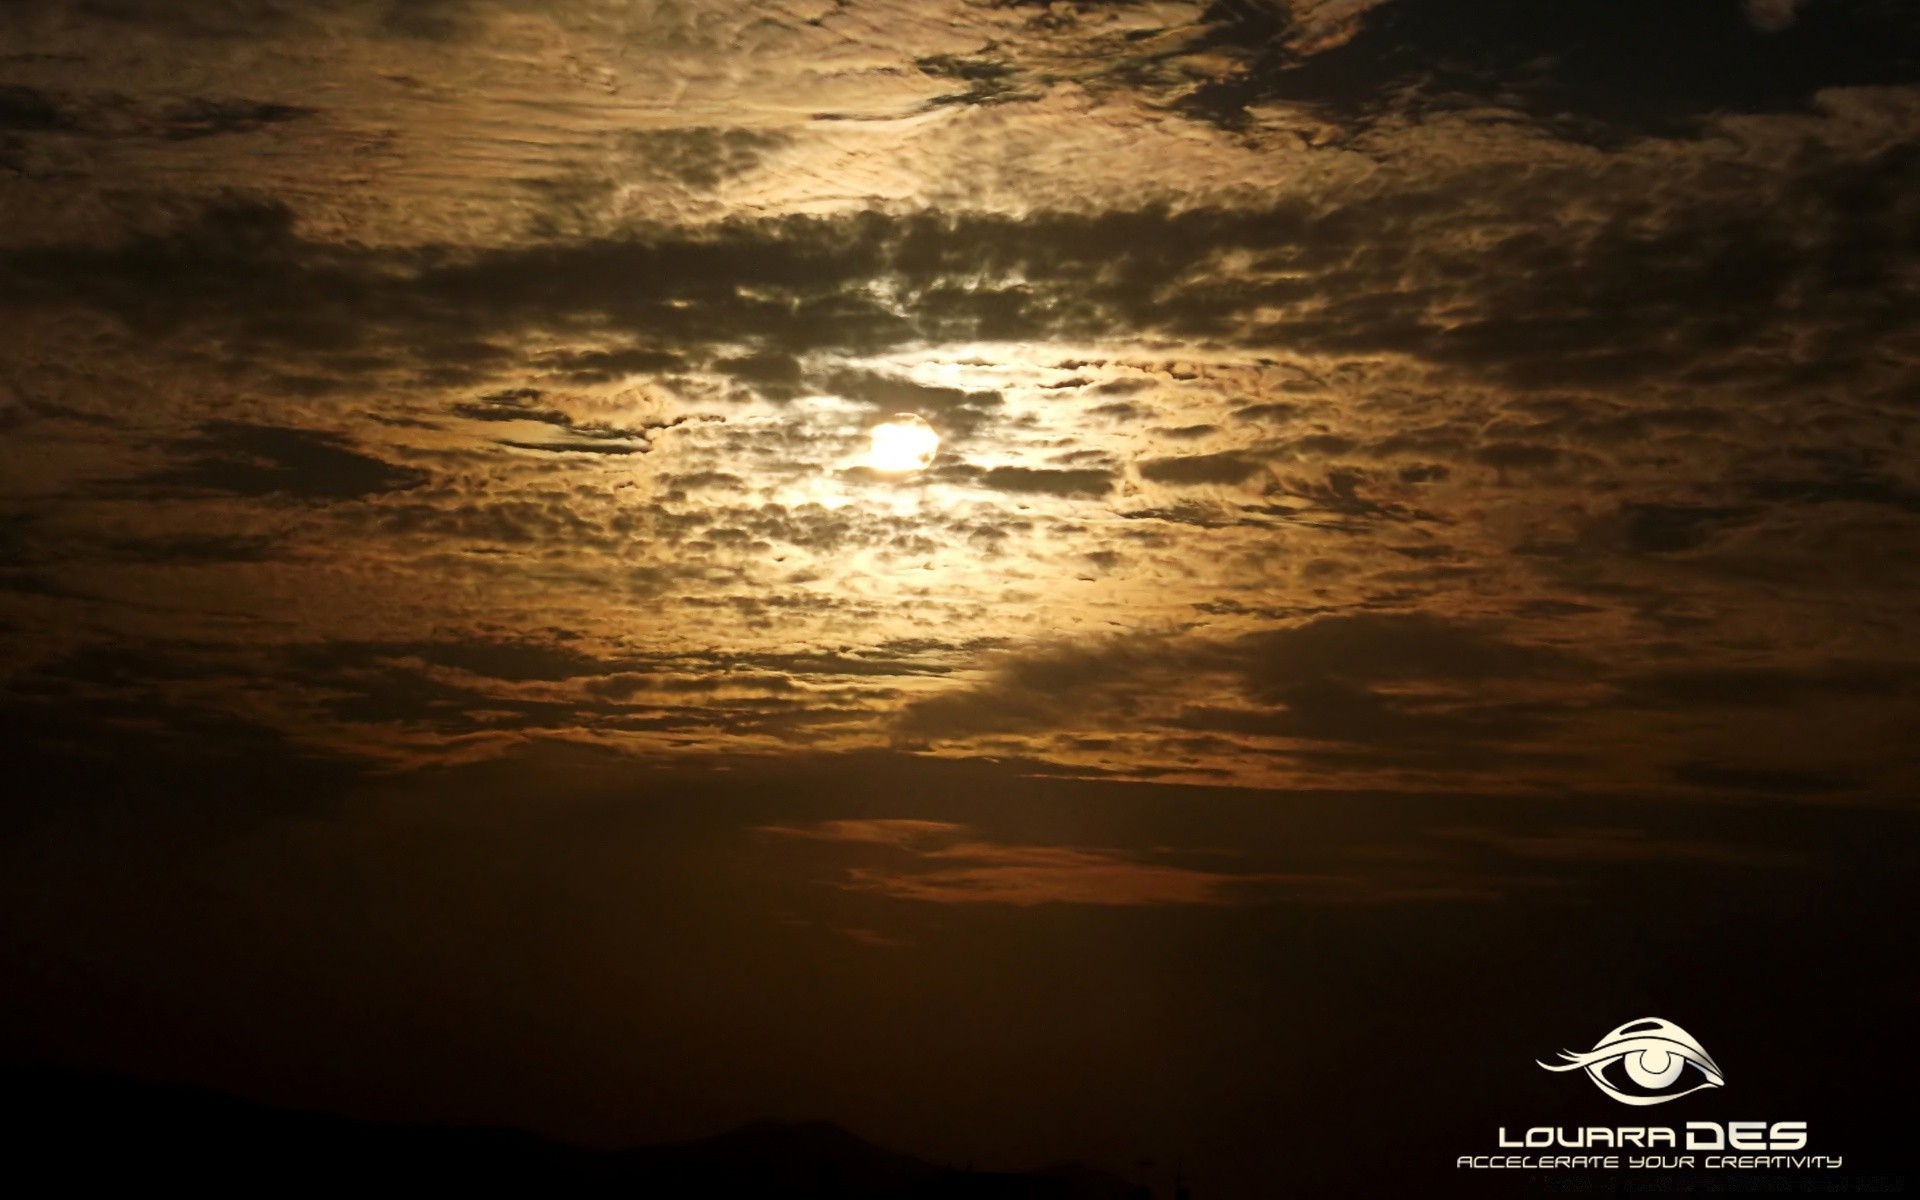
[2,1,1916,1195]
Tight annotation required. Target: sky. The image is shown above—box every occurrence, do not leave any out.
[1,1,1917,1194]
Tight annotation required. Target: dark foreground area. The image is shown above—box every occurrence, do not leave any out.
[2,1064,1139,1197]
[2,748,1917,1197]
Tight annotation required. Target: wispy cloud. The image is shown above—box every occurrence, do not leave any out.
[764,820,1303,907]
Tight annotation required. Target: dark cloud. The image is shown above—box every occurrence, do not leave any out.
[1174,685,1560,760]
[1672,761,1866,796]
[824,369,1003,435]
[1473,441,1559,471]
[762,818,1314,907]
[140,421,427,501]
[898,637,1205,738]
[899,613,1584,768]
[296,637,618,683]
[1181,0,1920,140]
[0,85,73,131]
[152,97,315,140]
[541,346,686,383]
[1617,661,1918,709]
[1196,614,1584,764]
[716,352,804,389]
[616,126,788,190]
[1232,402,1305,423]
[451,387,571,426]
[914,53,1034,110]
[978,466,1114,498]
[450,386,689,455]
[93,533,281,565]
[1433,823,1805,868]
[7,137,1916,407]
[0,85,313,139]
[1620,503,1757,554]
[1157,424,1217,442]
[1238,612,1578,688]
[1744,460,1920,513]
[74,637,902,745]
[1,0,483,40]
[1138,451,1266,486]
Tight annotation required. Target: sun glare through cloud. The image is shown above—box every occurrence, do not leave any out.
[862,413,940,474]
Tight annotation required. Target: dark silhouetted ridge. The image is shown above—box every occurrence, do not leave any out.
[0,1064,1138,1197]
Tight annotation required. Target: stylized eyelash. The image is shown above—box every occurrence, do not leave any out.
[1539,1018,1725,1107]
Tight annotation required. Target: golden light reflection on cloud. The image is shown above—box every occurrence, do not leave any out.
[0,0,1914,804]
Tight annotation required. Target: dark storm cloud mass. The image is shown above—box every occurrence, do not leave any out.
[1181,0,1920,139]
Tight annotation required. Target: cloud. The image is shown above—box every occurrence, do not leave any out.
[763,819,1297,907]
[1615,661,1917,709]
[1434,824,1805,868]
[141,422,427,501]
[1,0,1915,799]
[1617,504,1757,555]
[898,614,1588,779]
[897,636,1211,738]
[1179,0,1920,139]
[1139,452,1267,487]
[824,369,1003,436]
[91,533,281,565]
[758,819,964,847]
[615,127,789,191]
[540,347,686,384]
[1746,0,1805,33]
[10,133,1918,411]
[0,86,75,132]
[0,85,314,139]
[1236,612,1581,693]
[976,466,1114,498]
[845,844,1281,907]
[1670,762,1865,796]
[450,387,689,455]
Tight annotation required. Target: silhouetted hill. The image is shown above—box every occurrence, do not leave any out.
[625,1117,942,1194]
[0,1064,1139,1197]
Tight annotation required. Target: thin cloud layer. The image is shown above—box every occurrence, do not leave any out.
[765,817,1342,907]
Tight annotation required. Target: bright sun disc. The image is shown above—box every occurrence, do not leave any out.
[864,414,940,474]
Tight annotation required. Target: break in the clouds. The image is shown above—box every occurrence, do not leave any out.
[0,0,1917,804]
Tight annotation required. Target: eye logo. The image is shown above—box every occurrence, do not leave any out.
[1539,1018,1725,1106]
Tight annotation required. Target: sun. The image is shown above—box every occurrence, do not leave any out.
[863,413,940,474]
